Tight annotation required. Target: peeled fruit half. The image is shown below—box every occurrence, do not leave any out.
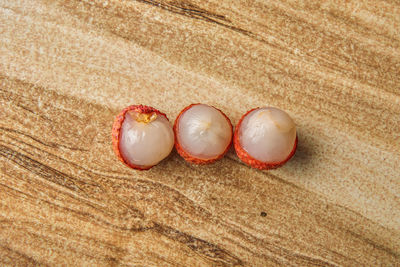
[112,105,174,170]
[174,104,233,164]
[234,107,297,170]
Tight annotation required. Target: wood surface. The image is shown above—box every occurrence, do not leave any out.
[1,0,399,266]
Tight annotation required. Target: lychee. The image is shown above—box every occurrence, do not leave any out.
[174,104,233,164]
[234,107,297,170]
[112,105,174,170]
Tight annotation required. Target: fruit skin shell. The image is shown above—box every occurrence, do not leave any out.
[112,105,169,170]
[173,103,233,164]
[233,108,298,170]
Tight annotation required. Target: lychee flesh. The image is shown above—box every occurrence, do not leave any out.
[174,104,232,164]
[235,107,297,169]
[112,105,174,170]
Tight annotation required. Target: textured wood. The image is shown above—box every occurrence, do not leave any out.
[1,0,399,266]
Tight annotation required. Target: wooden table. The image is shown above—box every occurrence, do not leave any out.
[1,0,399,266]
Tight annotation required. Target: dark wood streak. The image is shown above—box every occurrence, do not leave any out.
[226,227,340,267]
[0,220,114,264]
[1,140,36,158]
[0,245,45,266]
[0,145,93,197]
[324,9,399,44]
[135,0,229,21]
[1,125,124,179]
[167,0,227,20]
[0,182,149,233]
[0,126,88,152]
[0,217,138,266]
[154,223,244,266]
[0,217,130,256]
[134,0,257,38]
[15,103,54,123]
[342,228,400,259]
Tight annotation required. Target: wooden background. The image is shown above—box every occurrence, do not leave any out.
[1,0,399,266]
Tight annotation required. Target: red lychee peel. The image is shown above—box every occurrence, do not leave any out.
[112,105,169,171]
[173,103,233,164]
[233,108,298,170]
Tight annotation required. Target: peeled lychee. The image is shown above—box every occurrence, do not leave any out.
[112,105,174,170]
[234,107,297,170]
[174,104,233,164]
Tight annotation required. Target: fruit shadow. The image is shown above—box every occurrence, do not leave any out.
[288,132,313,167]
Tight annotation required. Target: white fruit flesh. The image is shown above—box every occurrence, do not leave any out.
[177,104,232,160]
[239,107,296,163]
[119,111,174,167]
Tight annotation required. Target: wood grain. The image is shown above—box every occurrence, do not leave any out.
[1,0,399,266]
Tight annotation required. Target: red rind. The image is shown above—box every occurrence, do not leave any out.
[112,105,169,171]
[174,103,233,164]
[233,108,298,170]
